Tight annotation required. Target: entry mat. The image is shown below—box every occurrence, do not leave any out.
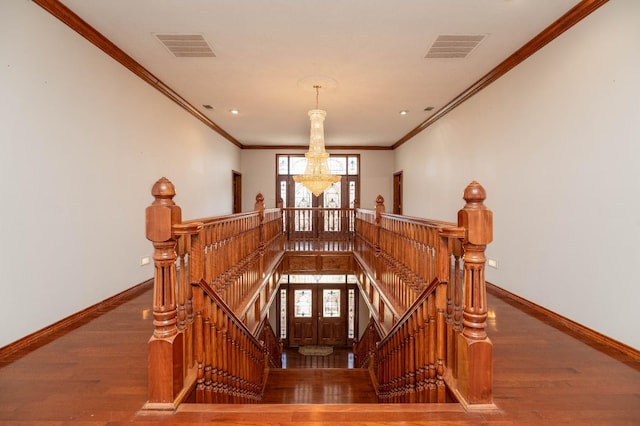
[298,345,333,356]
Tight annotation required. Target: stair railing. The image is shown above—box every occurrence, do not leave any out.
[145,178,284,408]
[353,181,493,408]
[192,279,266,403]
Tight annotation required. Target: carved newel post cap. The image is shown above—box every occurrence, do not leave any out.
[146,177,181,242]
[255,193,265,215]
[151,177,176,202]
[459,181,492,245]
[463,181,486,206]
[375,195,385,224]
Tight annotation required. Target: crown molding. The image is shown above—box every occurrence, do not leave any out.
[392,0,609,149]
[32,0,243,148]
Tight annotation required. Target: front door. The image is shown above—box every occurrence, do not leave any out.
[288,284,347,347]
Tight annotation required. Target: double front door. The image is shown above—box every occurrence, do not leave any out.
[288,284,347,347]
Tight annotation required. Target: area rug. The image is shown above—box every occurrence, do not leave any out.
[298,345,333,356]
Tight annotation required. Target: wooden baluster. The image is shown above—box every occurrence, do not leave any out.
[427,294,437,402]
[145,177,184,404]
[203,311,213,403]
[414,301,424,402]
[407,316,416,402]
[457,181,493,405]
[435,279,448,403]
[193,286,205,402]
[173,222,203,373]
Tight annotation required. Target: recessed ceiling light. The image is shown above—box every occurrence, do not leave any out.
[399,110,409,115]
[229,109,239,115]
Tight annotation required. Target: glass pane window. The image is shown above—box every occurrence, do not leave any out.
[349,181,356,208]
[294,289,312,317]
[290,157,307,175]
[323,289,340,317]
[280,289,287,339]
[328,157,347,175]
[278,156,289,174]
[294,183,312,208]
[280,180,287,207]
[348,156,358,175]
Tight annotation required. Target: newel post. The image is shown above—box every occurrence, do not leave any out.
[145,177,184,404]
[255,193,266,274]
[456,181,493,405]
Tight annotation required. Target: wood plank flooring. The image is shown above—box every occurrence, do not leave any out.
[0,283,639,425]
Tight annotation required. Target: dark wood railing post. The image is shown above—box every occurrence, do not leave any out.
[456,181,493,405]
[374,195,385,281]
[145,177,184,404]
[255,193,266,280]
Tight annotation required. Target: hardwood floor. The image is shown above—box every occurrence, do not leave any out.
[0,283,639,425]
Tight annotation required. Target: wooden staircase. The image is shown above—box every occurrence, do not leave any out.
[144,178,494,411]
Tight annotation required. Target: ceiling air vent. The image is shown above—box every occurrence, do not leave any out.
[425,34,485,59]
[154,33,216,58]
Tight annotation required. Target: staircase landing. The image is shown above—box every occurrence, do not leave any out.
[263,368,378,404]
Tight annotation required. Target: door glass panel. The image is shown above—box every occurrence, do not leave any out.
[348,288,355,339]
[323,289,340,318]
[323,184,340,208]
[294,289,312,317]
[294,182,312,208]
[280,180,287,208]
[349,181,356,208]
[280,289,287,339]
[323,183,341,232]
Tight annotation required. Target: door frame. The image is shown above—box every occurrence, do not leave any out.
[232,170,242,213]
[283,282,349,348]
[393,171,403,215]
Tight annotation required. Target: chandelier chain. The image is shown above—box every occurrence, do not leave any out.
[314,85,321,109]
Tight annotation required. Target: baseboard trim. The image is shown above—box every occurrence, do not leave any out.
[487,282,640,362]
[0,279,153,359]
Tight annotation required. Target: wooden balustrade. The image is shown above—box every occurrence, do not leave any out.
[258,319,283,369]
[353,318,382,369]
[193,279,266,403]
[353,181,493,408]
[375,279,443,403]
[146,177,492,409]
[283,207,355,251]
[145,180,285,408]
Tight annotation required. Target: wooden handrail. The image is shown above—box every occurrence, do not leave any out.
[353,317,383,369]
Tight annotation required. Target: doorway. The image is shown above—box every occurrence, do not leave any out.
[232,171,242,213]
[393,171,403,215]
[288,284,347,347]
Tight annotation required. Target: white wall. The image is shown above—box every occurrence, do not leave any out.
[395,0,640,349]
[0,1,240,347]
[240,149,393,210]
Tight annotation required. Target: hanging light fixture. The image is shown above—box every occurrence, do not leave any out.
[293,85,341,196]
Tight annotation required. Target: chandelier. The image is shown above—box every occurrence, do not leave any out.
[293,85,341,196]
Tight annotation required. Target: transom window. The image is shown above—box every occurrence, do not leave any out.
[277,154,360,209]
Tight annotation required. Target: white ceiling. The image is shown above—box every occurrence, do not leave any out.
[59,0,581,148]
